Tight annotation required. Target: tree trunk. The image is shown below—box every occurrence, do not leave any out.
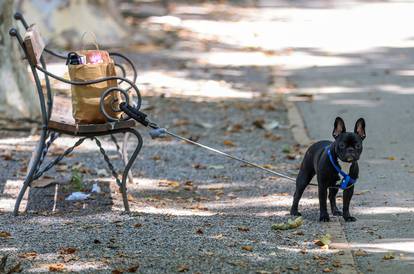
[18,0,129,49]
[0,0,130,119]
[0,0,39,119]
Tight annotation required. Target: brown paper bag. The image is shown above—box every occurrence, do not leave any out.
[69,56,121,124]
[68,32,122,124]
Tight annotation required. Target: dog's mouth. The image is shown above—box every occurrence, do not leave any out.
[344,154,359,162]
[339,154,357,163]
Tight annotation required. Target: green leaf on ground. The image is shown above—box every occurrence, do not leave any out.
[314,234,332,247]
[383,252,395,260]
[272,217,303,230]
[282,145,291,154]
[71,169,84,191]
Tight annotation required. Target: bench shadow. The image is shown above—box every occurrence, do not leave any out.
[26,180,113,214]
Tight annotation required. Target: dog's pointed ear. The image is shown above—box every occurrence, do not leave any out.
[354,118,366,140]
[332,117,346,139]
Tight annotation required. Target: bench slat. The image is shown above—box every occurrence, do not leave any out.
[49,96,135,135]
[23,25,45,65]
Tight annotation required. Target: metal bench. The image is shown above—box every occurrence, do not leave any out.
[9,12,143,215]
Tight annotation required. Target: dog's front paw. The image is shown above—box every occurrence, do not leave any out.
[319,214,330,222]
[290,209,302,216]
[343,216,357,222]
[333,210,343,216]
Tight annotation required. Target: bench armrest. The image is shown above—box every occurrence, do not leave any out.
[44,48,67,59]
[35,65,142,111]
[109,52,138,83]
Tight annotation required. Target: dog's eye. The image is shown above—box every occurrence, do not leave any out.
[339,142,346,149]
[355,143,361,149]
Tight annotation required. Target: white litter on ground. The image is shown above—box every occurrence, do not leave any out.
[91,183,101,193]
[65,192,90,201]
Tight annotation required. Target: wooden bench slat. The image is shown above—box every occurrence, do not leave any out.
[48,96,135,135]
[23,25,45,65]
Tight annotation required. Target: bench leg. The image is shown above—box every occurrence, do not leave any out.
[122,133,134,184]
[14,129,47,216]
[110,133,134,184]
[120,129,143,213]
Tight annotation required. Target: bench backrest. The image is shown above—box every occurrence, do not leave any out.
[23,25,45,66]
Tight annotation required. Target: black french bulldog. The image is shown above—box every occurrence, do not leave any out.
[290,117,366,222]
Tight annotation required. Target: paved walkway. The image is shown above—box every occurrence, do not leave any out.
[272,1,414,272]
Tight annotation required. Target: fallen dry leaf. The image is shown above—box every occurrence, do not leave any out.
[0,231,11,238]
[272,217,303,230]
[263,164,276,169]
[241,245,253,252]
[383,252,395,260]
[332,260,341,267]
[223,140,236,147]
[127,194,136,202]
[151,155,161,161]
[295,93,314,101]
[238,226,250,232]
[133,223,142,228]
[1,151,13,160]
[159,180,180,188]
[287,265,300,271]
[18,252,38,260]
[212,234,223,239]
[50,147,66,156]
[323,267,333,273]
[192,163,206,169]
[59,247,77,255]
[354,249,368,256]
[256,271,271,274]
[314,234,332,247]
[48,263,65,272]
[190,204,208,211]
[56,164,68,172]
[252,119,265,129]
[387,156,396,160]
[286,154,297,160]
[127,264,139,272]
[177,264,189,272]
[264,132,282,141]
[228,124,243,133]
[294,230,304,236]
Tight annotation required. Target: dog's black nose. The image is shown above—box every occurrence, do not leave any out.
[347,147,355,153]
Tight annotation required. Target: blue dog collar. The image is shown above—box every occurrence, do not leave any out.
[325,146,357,190]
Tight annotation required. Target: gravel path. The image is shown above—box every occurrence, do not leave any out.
[0,2,348,273]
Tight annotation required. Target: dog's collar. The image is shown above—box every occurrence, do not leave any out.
[325,146,357,190]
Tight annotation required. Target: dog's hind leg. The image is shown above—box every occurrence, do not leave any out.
[290,168,315,216]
